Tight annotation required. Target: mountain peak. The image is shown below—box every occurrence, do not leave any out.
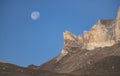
[63,30,77,41]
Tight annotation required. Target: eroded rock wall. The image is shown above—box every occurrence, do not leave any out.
[60,8,120,53]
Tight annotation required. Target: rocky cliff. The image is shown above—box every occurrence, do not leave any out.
[39,8,120,73]
[61,7,120,52]
[55,8,120,63]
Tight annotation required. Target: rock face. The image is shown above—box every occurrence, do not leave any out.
[39,8,120,73]
[83,19,116,50]
[61,8,120,52]
[116,8,120,42]
[56,8,120,59]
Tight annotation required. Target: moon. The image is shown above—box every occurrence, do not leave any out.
[31,11,40,20]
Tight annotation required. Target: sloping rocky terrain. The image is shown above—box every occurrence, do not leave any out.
[39,43,120,74]
[0,43,120,76]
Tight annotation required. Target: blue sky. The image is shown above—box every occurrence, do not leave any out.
[0,0,120,66]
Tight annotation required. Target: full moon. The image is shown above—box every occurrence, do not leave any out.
[31,11,40,20]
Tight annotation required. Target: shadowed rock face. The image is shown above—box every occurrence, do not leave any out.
[0,8,120,76]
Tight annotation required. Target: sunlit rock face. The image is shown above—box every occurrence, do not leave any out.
[62,31,81,52]
[57,31,81,61]
[60,8,120,51]
[116,8,120,42]
[84,19,116,50]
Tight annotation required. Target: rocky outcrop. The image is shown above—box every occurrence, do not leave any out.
[56,31,81,61]
[56,8,120,61]
[61,8,120,52]
[39,8,120,73]
[83,19,116,50]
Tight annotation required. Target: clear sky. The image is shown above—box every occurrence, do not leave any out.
[0,0,120,66]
